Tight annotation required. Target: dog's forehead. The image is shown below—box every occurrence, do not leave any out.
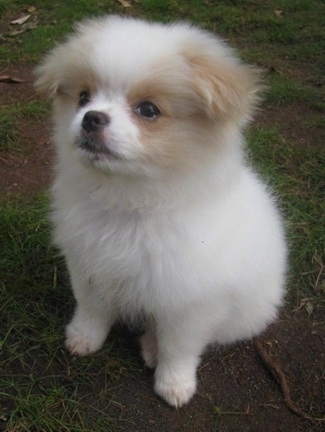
[78,19,191,89]
[90,28,179,85]
[89,18,183,56]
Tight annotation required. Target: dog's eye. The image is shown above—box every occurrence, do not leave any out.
[78,91,91,107]
[135,102,161,119]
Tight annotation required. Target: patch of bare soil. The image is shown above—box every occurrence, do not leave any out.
[109,309,324,432]
[1,65,324,431]
[0,65,53,198]
[257,102,324,150]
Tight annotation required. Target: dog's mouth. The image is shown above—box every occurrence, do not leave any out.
[75,135,123,162]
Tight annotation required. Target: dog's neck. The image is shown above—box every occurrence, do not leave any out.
[54,128,245,213]
[89,155,243,214]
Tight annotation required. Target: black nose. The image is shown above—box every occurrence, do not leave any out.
[82,110,110,134]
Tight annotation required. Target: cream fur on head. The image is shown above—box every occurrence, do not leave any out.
[35,15,287,408]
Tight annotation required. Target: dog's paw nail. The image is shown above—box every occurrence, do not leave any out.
[154,375,196,408]
[65,328,101,356]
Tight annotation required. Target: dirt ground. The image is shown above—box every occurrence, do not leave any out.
[0,65,53,198]
[1,67,324,432]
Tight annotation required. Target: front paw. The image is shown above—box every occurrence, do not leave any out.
[65,323,104,356]
[154,365,197,408]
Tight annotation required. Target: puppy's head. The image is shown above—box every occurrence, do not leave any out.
[35,16,262,176]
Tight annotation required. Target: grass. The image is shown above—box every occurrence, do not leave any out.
[0,0,122,62]
[247,127,324,304]
[0,101,49,152]
[0,197,143,431]
[0,0,324,430]
[265,74,324,110]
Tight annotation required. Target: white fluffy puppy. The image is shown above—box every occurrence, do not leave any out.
[35,15,287,408]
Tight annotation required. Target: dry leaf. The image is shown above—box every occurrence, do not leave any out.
[293,297,311,313]
[11,14,31,25]
[117,0,132,8]
[8,20,38,36]
[0,75,24,83]
[274,9,283,18]
[305,301,313,316]
[8,29,24,36]
[22,21,38,30]
[28,6,37,13]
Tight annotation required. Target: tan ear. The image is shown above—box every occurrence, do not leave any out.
[189,55,262,124]
[34,40,72,97]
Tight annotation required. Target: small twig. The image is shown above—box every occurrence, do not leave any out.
[259,403,280,410]
[218,411,254,416]
[215,405,253,416]
[254,338,324,422]
[314,264,324,288]
[0,75,24,83]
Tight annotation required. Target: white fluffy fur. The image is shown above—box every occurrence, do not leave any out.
[35,16,287,408]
